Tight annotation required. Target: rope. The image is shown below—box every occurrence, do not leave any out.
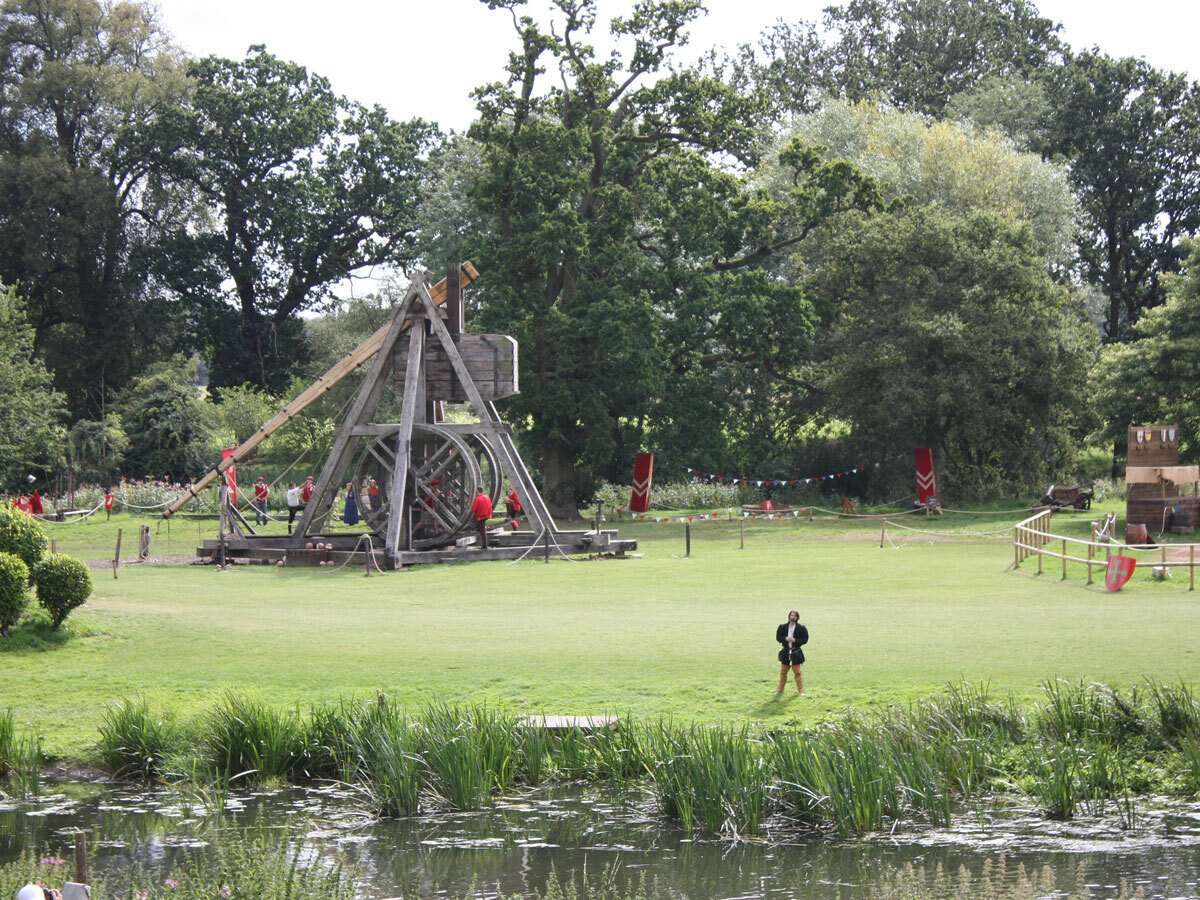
[32,500,105,525]
[809,505,923,520]
[883,518,1013,537]
[860,493,916,510]
[322,533,388,575]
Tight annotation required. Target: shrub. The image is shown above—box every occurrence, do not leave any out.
[0,552,29,637]
[32,554,93,629]
[0,507,47,573]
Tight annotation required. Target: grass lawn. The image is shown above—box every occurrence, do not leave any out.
[4,504,1200,758]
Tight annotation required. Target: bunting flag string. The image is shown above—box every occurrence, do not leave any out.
[616,507,816,524]
[679,460,881,487]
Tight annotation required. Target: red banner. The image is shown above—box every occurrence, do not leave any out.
[1105,556,1136,592]
[915,447,936,504]
[222,447,238,506]
[630,453,655,513]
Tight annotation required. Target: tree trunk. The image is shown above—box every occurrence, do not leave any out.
[541,442,580,520]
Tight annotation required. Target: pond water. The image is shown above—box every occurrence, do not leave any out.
[3,781,1200,899]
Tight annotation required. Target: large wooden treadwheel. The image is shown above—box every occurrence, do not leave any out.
[353,424,480,549]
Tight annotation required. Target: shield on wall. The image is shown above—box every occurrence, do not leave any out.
[1105,556,1137,592]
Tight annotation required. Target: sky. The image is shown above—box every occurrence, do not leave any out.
[151,0,1200,135]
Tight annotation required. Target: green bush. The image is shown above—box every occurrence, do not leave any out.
[32,554,92,629]
[0,507,47,573]
[0,552,29,637]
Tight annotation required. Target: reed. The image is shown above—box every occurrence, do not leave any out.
[648,722,768,836]
[7,730,42,799]
[202,691,309,783]
[350,709,421,816]
[96,697,181,780]
[1146,680,1200,745]
[0,708,13,778]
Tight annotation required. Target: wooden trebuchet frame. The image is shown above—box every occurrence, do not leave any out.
[192,263,637,567]
[163,263,479,518]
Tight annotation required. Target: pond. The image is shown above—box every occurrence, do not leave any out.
[5,781,1200,899]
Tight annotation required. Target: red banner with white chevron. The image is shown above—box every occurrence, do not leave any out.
[915,447,936,504]
[630,453,655,513]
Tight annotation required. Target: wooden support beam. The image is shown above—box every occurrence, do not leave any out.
[386,318,427,556]
[293,289,416,538]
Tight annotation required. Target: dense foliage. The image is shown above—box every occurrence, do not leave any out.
[0,552,29,637]
[0,507,47,573]
[33,554,93,629]
[1,0,1197,505]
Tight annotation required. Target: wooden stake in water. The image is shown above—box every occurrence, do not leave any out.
[74,830,87,884]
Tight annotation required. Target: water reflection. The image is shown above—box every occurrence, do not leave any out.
[2,781,1200,899]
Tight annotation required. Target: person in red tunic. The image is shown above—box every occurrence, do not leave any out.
[29,489,43,516]
[505,487,521,519]
[471,487,493,549]
[253,477,270,526]
[301,476,315,505]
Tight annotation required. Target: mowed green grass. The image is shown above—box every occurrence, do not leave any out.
[5,508,1200,757]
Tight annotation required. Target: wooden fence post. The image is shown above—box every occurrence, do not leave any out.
[880,521,887,548]
[1087,542,1094,585]
[1062,538,1067,579]
[685,524,691,558]
[1191,544,1195,591]
[740,519,744,549]
[112,529,122,580]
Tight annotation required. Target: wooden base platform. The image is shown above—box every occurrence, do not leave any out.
[197,528,636,568]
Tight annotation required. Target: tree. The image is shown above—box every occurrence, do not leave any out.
[67,414,130,485]
[115,355,217,481]
[772,99,1078,266]
[467,0,882,516]
[810,207,1097,496]
[0,285,66,490]
[132,46,438,391]
[0,0,189,418]
[1093,239,1200,463]
[817,0,1063,116]
[1043,52,1200,341]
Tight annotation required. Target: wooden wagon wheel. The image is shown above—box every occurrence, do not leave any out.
[466,434,503,507]
[352,424,482,549]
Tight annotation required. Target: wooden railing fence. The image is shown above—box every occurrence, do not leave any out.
[1014,509,1197,590]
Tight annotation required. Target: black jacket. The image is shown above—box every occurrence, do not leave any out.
[776,622,809,647]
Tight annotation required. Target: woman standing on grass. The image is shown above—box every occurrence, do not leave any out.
[775,609,807,696]
[342,482,359,526]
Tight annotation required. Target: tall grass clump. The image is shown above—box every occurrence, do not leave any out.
[583,718,649,783]
[96,698,181,780]
[649,722,768,836]
[415,703,519,809]
[202,692,309,783]
[1146,680,1200,745]
[0,709,14,778]
[350,711,421,816]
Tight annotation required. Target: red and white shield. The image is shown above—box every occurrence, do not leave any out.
[1105,556,1137,592]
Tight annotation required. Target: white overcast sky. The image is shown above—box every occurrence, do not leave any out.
[152,0,1200,135]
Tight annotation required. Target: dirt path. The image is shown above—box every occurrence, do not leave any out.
[85,554,201,570]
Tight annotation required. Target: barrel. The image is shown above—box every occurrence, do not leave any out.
[1125,522,1149,546]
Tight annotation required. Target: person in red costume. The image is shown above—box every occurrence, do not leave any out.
[471,487,493,549]
[301,476,315,505]
[29,489,43,516]
[505,487,521,519]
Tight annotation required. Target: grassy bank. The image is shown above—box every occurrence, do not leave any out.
[8,681,1200,839]
[3,503,1199,758]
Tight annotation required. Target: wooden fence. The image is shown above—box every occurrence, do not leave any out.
[1014,508,1198,589]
